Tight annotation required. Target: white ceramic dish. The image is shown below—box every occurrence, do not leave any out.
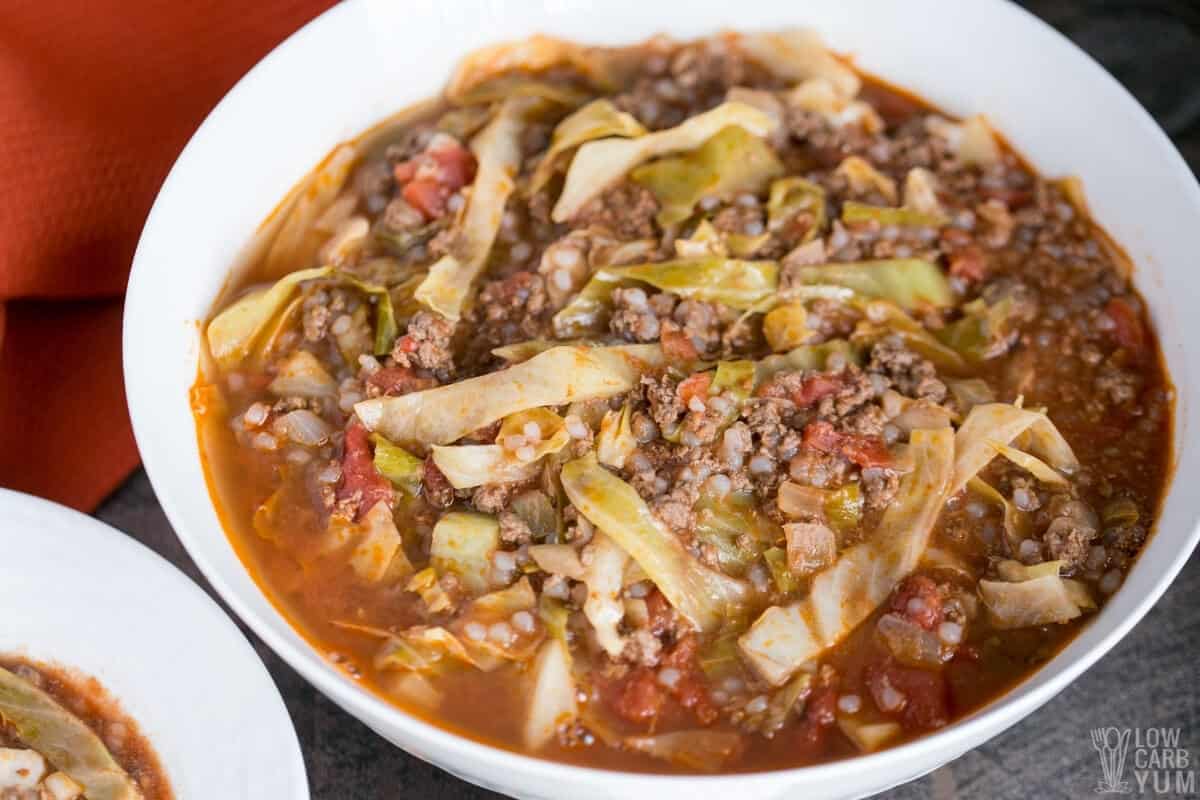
[0,490,308,799]
[124,1,1200,797]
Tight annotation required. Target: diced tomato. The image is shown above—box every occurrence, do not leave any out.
[792,374,845,408]
[660,635,718,725]
[402,178,452,220]
[947,244,987,283]
[609,668,665,724]
[661,326,700,361]
[890,575,945,631]
[803,420,892,469]
[366,366,436,397]
[677,373,713,410]
[428,140,477,189]
[336,421,393,521]
[391,138,477,221]
[865,659,950,731]
[1105,297,1146,358]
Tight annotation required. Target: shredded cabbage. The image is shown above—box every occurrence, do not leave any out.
[560,454,749,631]
[347,500,411,582]
[415,97,531,321]
[206,266,331,369]
[789,259,953,310]
[631,126,783,225]
[926,114,1001,166]
[553,101,778,221]
[786,78,882,133]
[988,439,1070,487]
[739,427,953,685]
[555,258,779,336]
[430,444,542,489]
[356,344,663,450]
[951,403,1079,496]
[531,99,646,193]
[523,638,577,750]
[581,532,630,658]
[262,144,358,277]
[596,402,637,469]
[767,177,826,243]
[979,575,1084,629]
[734,29,860,97]
[0,666,141,800]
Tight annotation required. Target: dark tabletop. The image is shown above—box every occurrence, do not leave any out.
[95,2,1200,797]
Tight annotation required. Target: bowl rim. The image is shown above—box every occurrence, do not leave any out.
[124,0,1200,788]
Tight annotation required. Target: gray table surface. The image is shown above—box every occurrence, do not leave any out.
[95,2,1200,797]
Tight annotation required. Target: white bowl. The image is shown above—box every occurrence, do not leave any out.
[124,1,1200,797]
[0,490,308,799]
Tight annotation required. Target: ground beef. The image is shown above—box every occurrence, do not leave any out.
[472,481,528,514]
[743,398,794,450]
[393,311,456,379]
[473,271,552,347]
[570,181,659,239]
[651,484,699,536]
[498,511,534,545]
[641,374,684,432]
[422,458,455,510]
[862,466,900,510]
[868,337,947,402]
[1040,495,1099,571]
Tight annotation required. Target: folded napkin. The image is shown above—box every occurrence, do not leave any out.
[0,0,335,510]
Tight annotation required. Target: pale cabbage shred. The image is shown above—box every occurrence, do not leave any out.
[552,101,779,221]
[739,402,1083,686]
[354,344,663,451]
[414,95,533,321]
[0,666,143,800]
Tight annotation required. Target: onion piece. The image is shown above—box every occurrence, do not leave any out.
[875,612,944,669]
[270,409,331,446]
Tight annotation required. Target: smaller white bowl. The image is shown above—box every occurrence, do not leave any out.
[0,490,309,800]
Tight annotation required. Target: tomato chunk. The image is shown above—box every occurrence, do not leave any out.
[794,684,838,753]
[803,420,892,469]
[336,420,393,521]
[366,366,436,397]
[660,635,718,725]
[609,668,665,725]
[865,659,950,731]
[392,137,477,221]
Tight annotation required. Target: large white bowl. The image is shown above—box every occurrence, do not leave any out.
[124,1,1200,797]
[0,491,308,799]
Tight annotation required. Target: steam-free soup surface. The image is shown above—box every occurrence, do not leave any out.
[194,30,1171,772]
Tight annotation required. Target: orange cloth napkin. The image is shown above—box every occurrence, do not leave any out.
[0,0,336,510]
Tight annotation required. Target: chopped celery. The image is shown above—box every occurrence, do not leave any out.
[763,547,798,595]
[824,483,863,535]
[430,511,501,596]
[370,434,423,493]
[840,200,944,228]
